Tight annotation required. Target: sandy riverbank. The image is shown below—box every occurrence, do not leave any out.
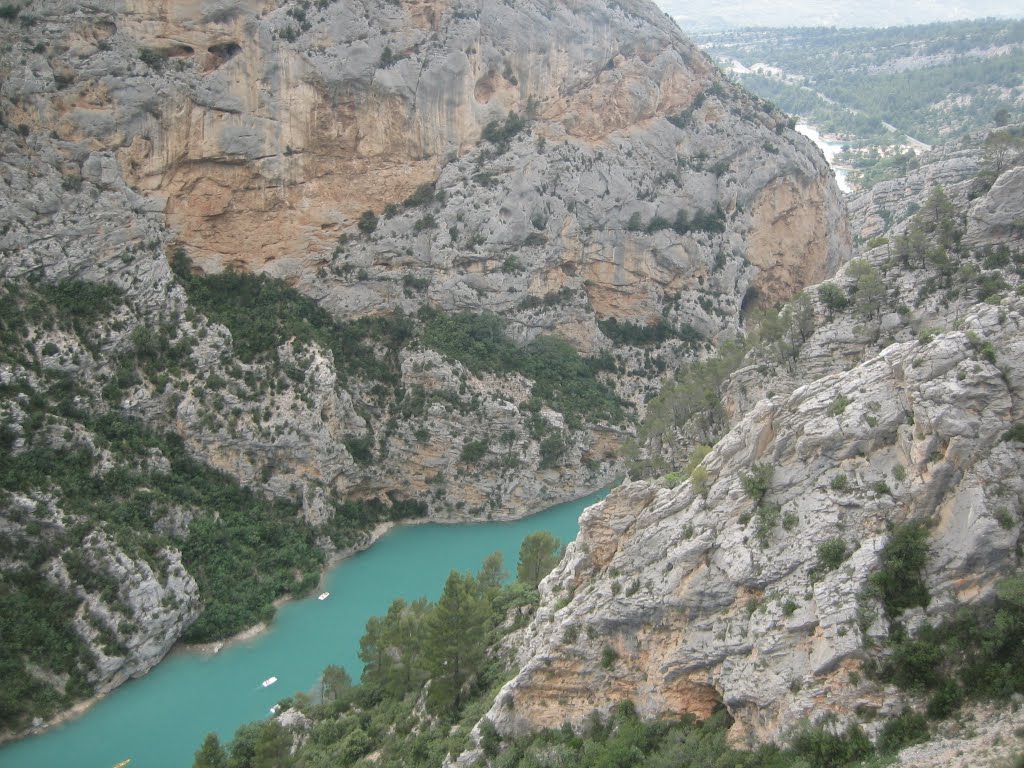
[181,519,400,655]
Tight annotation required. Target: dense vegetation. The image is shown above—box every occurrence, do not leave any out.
[175,253,631,431]
[420,309,626,425]
[698,19,1024,187]
[0,278,342,727]
[854,520,1024,742]
[172,251,412,384]
[0,257,640,730]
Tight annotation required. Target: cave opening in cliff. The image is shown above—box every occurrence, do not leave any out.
[208,42,241,60]
[739,286,760,324]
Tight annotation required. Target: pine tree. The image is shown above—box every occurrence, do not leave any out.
[251,721,293,768]
[319,664,351,704]
[193,732,227,768]
[477,551,507,592]
[516,531,562,589]
[424,571,488,713]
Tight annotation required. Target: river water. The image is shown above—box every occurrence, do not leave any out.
[796,123,853,193]
[0,489,607,768]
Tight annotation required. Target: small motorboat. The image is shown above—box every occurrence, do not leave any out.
[317,592,330,601]
[261,676,278,688]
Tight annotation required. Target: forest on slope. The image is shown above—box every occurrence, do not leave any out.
[697,18,1024,187]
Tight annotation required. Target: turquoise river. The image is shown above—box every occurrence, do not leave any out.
[0,489,608,768]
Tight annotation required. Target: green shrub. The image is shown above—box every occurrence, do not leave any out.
[830,474,849,491]
[1004,423,1024,442]
[816,538,847,572]
[138,47,165,69]
[754,503,781,547]
[877,710,929,753]
[480,111,524,150]
[828,394,851,416]
[412,214,437,232]
[403,182,436,208]
[690,466,711,497]
[869,522,930,619]
[994,507,1015,529]
[926,680,963,719]
[600,645,619,669]
[789,721,872,768]
[818,282,849,317]
[740,463,774,504]
[357,210,378,234]
[344,435,374,465]
[539,435,566,469]
[598,317,703,348]
[459,439,489,464]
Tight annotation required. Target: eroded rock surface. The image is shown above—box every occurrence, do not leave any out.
[484,296,1024,746]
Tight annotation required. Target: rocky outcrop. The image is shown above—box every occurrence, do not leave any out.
[847,126,1024,248]
[52,531,201,693]
[966,164,1024,248]
[482,293,1024,746]
[465,140,1024,756]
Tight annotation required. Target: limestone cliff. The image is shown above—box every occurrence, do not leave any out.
[848,127,1024,250]
[0,0,849,518]
[0,0,848,734]
[2,0,848,328]
[466,134,1024,763]
[486,307,1024,742]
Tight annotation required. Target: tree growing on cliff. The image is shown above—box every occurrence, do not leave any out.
[847,259,886,321]
[357,209,378,235]
[516,531,563,588]
[424,571,489,714]
[740,463,774,505]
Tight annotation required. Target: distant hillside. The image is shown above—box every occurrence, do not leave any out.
[697,19,1024,188]
[663,0,1022,33]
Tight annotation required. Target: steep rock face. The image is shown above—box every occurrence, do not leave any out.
[0,0,851,518]
[0,0,853,567]
[51,530,201,693]
[483,296,1024,745]
[470,144,1024,755]
[2,0,848,332]
[847,127,1024,249]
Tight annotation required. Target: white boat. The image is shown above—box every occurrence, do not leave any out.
[261,676,278,688]
[317,592,330,601]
